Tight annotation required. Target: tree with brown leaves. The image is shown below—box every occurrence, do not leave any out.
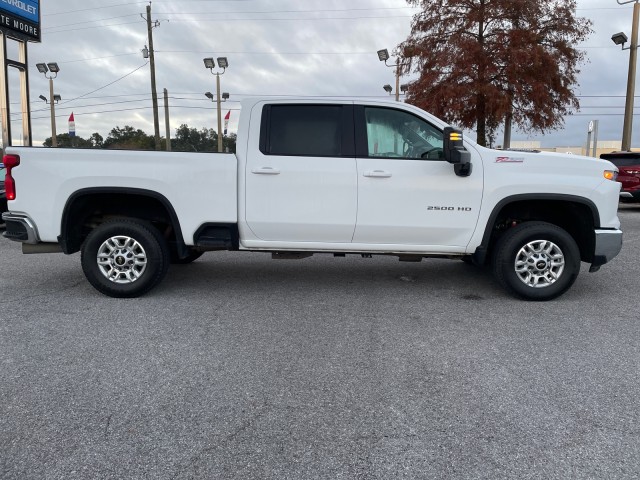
[399,0,592,147]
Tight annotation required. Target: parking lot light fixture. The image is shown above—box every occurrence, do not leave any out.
[204,56,229,152]
[37,61,60,147]
[612,32,629,47]
[377,49,390,62]
[217,57,228,70]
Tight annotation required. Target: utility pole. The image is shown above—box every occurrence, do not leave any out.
[164,88,171,151]
[216,74,223,152]
[48,75,57,147]
[622,1,639,151]
[395,58,400,102]
[144,3,161,151]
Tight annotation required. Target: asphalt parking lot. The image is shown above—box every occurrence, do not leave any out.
[1,205,639,479]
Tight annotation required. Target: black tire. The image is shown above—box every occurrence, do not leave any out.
[170,248,204,264]
[81,219,170,298]
[492,221,580,301]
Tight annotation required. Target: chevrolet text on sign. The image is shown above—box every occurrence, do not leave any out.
[0,0,40,42]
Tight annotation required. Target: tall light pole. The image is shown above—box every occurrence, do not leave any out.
[36,62,60,147]
[613,0,639,151]
[203,57,228,153]
[377,49,409,102]
[164,88,171,151]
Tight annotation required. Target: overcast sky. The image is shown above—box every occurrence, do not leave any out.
[2,0,638,149]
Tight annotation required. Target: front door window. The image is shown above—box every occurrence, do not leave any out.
[364,107,444,160]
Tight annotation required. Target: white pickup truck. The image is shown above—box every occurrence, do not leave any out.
[2,98,623,300]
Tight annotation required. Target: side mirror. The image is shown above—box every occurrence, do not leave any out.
[443,127,472,177]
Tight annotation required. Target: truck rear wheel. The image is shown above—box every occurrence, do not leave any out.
[81,219,169,298]
[492,221,580,301]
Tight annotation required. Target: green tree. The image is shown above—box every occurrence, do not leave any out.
[103,125,156,150]
[224,132,237,153]
[43,133,102,148]
[89,132,104,148]
[172,124,216,152]
[398,0,592,146]
[172,124,237,153]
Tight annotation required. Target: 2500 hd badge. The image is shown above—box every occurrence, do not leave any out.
[427,206,473,211]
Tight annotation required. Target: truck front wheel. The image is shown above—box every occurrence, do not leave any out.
[492,221,580,301]
[81,219,170,298]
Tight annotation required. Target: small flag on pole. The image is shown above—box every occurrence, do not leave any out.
[224,110,230,135]
[68,112,76,137]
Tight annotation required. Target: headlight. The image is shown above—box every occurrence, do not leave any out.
[603,170,618,181]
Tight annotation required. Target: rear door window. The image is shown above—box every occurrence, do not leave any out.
[261,104,350,157]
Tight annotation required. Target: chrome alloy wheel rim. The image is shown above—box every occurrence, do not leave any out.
[97,236,147,284]
[514,240,565,288]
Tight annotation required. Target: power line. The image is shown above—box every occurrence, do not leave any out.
[41,1,630,20]
[35,45,640,63]
[152,7,415,16]
[31,105,243,121]
[45,20,144,34]
[155,50,390,55]
[61,63,150,106]
[577,95,639,98]
[45,14,141,30]
[22,92,639,108]
[154,15,414,22]
[43,2,148,16]
[58,53,140,65]
[44,14,411,34]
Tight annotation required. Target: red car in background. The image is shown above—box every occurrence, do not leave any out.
[601,151,640,203]
[0,163,6,226]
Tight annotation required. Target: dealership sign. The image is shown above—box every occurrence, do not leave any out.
[0,0,40,42]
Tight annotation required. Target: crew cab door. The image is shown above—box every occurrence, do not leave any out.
[245,103,357,243]
[352,105,483,247]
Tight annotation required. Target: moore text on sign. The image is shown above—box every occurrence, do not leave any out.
[0,0,40,42]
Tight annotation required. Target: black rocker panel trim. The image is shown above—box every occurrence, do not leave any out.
[193,223,240,251]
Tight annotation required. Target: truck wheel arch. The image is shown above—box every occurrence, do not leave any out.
[59,187,187,257]
[473,194,599,266]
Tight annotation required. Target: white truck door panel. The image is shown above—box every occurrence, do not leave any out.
[353,158,482,246]
[353,105,483,247]
[244,103,357,243]
[245,155,357,242]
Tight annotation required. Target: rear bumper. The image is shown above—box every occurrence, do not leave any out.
[1,212,40,243]
[590,228,623,270]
